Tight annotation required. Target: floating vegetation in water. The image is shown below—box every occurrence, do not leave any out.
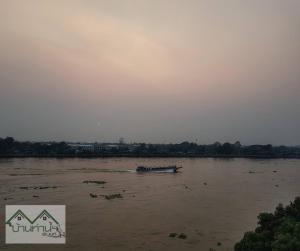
[83,180,106,185]
[169,233,177,238]
[104,193,123,200]
[178,233,187,239]
[89,193,98,198]
[9,173,43,176]
[19,186,30,189]
[248,170,265,174]
[168,232,187,239]
[39,186,57,189]
[19,186,58,190]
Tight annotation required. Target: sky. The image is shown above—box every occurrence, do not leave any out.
[0,0,300,145]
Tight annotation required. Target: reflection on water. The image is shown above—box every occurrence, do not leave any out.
[0,158,299,251]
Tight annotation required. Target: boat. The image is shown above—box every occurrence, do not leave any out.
[136,165,182,173]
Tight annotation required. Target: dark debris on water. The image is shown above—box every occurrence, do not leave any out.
[104,193,123,200]
[168,232,187,239]
[89,193,98,198]
[83,180,107,185]
[19,186,58,190]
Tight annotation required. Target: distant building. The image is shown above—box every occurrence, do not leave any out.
[103,144,119,151]
[93,144,104,153]
[68,143,94,153]
[127,144,140,152]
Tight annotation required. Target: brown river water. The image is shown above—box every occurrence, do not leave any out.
[0,158,299,251]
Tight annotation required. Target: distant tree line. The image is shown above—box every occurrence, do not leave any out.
[235,196,300,251]
[0,137,300,157]
[0,137,71,155]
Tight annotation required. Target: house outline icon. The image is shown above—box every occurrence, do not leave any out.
[32,209,59,225]
[6,209,61,232]
[6,209,32,232]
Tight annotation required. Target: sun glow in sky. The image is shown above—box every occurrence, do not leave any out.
[1,0,300,144]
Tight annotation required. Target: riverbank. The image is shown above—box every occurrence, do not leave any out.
[1,153,300,158]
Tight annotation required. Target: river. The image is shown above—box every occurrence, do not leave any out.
[0,158,299,251]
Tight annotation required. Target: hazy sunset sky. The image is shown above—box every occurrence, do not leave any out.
[1,0,300,144]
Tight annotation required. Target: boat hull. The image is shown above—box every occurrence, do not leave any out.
[136,166,181,173]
